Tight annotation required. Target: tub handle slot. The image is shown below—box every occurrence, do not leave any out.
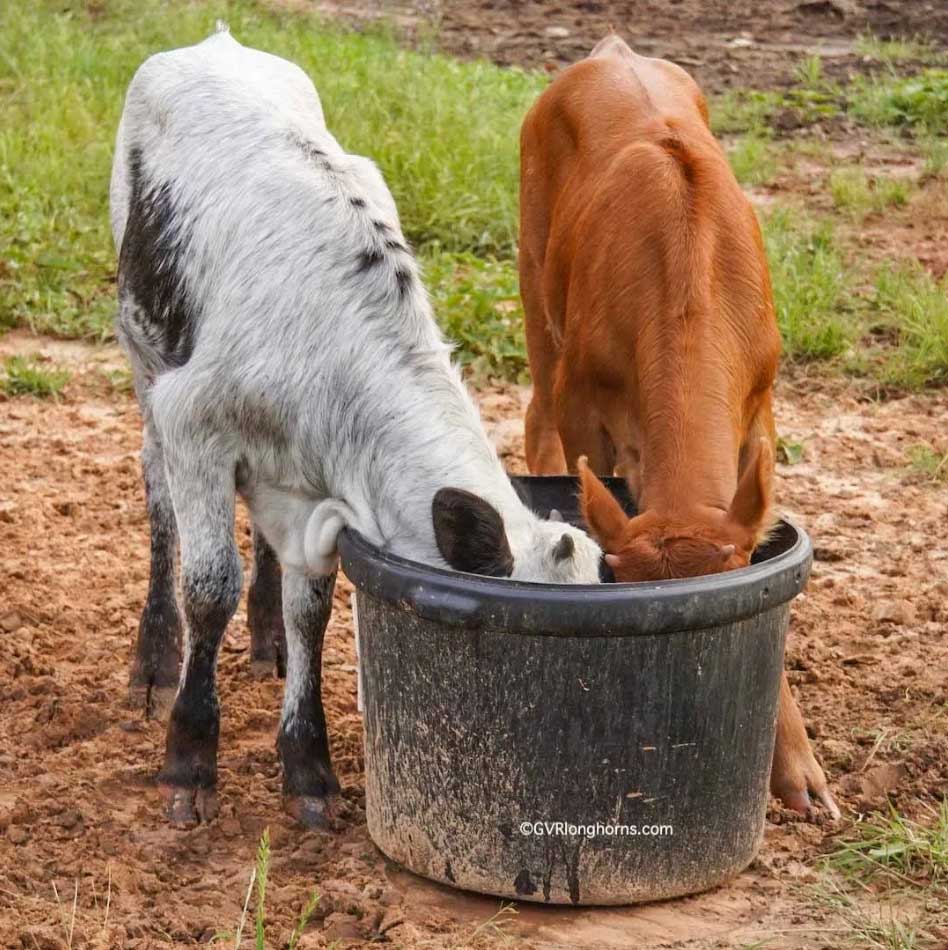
[407,586,484,628]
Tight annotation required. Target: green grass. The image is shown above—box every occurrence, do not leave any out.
[728,134,778,186]
[920,135,948,178]
[213,828,321,949]
[816,803,948,950]
[850,69,948,133]
[1,354,70,398]
[0,0,545,341]
[762,209,853,361]
[907,444,948,482]
[870,265,948,386]
[712,60,948,139]
[854,34,940,65]
[827,802,948,889]
[829,168,912,217]
[423,251,527,381]
[2,0,947,389]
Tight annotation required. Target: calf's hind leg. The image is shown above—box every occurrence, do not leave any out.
[278,569,339,828]
[158,447,242,825]
[129,421,183,719]
[247,526,286,678]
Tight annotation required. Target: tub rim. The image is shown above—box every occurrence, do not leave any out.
[338,486,812,637]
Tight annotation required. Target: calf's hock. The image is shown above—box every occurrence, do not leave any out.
[338,476,811,905]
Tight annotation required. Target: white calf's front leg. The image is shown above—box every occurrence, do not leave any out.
[158,440,242,825]
[277,569,339,827]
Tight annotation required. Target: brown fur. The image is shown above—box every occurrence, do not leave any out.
[519,35,838,817]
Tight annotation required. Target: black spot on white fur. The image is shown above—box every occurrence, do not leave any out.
[118,147,196,369]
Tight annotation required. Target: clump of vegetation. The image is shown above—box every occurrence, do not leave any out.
[214,828,321,949]
[829,167,912,217]
[854,34,939,65]
[818,802,948,950]
[826,801,948,889]
[424,251,527,381]
[728,134,778,186]
[850,68,948,132]
[870,265,948,387]
[920,135,948,178]
[0,0,545,341]
[762,209,852,361]
[1,354,70,398]
[907,444,948,482]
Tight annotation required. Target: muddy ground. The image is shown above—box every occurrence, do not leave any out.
[1,332,946,949]
[311,0,948,92]
[2,3,948,946]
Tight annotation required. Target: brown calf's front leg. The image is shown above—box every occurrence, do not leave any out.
[770,673,839,818]
[129,421,182,720]
[247,526,286,678]
[277,569,340,828]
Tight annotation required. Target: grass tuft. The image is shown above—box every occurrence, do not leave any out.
[1,354,70,398]
[254,827,271,949]
[762,209,852,361]
[424,250,527,381]
[907,444,948,483]
[826,802,948,889]
[870,265,948,387]
[728,134,778,186]
[829,167,912,217]
[854,34,940,65]
[849,69,948,133]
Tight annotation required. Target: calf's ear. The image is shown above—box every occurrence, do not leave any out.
[728,438,773,541]
[432,488,514,577]
[578,458,628,553]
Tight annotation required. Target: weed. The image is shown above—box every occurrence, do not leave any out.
[213,828,323,949]
[829,167,911,217]
[424,250,527,381]
[919,135,948,177]
[762,209,852,361]
[776,437,805,465]
[907,444,948,482]
[854,34,940,65]
[795,54,825,89]
[728,134,778,186]
[871,265,948,387]
[849,69,948,133]
[465,903,519,947]
[826,801,948,890]
[254,828,270,949]
[1,354,70,398]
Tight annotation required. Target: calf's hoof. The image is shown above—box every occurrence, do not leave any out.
[284,794,333,829]
[128,680,177,721]
[160,784,220,826]
[771,758,841,820]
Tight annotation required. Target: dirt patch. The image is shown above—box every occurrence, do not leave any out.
[1,336,945,948]
[308,0,948,93]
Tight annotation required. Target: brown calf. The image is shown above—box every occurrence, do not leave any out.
[519,34,838,817]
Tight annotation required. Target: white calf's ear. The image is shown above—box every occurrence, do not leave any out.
[304,499,354,575]
[432,488,514,577]
[552,533,574,562]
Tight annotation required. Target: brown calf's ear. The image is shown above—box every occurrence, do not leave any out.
[578,457,628,553]
[728,439,774,541]
[432,488,514,577]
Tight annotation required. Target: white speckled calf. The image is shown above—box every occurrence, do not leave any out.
[110,27,601,826]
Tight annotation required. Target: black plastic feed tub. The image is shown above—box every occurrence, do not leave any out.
[338,476,812,905]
